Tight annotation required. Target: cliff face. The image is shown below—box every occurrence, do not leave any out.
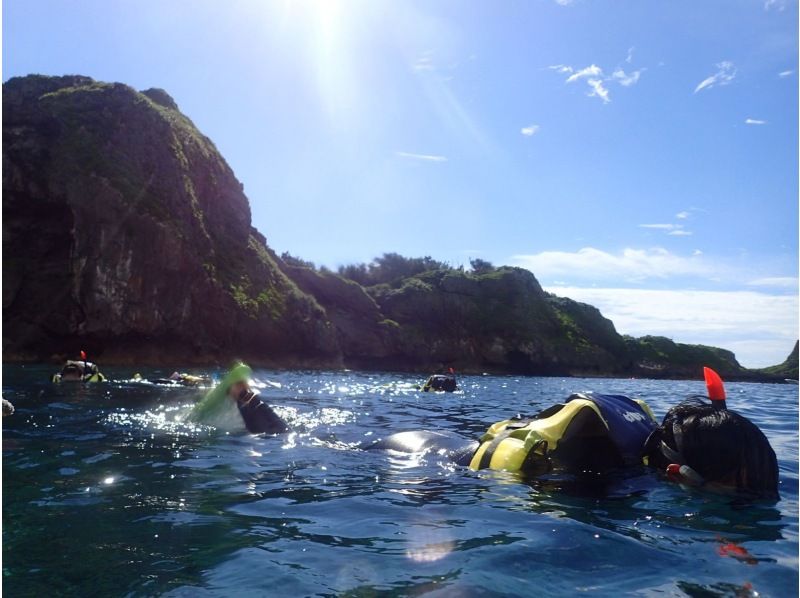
[759,341,799,380]
[3,75,338,364]
[2,75,780,381]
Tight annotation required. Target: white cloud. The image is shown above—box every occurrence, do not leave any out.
[611,68,644,87]
[554,0,575,5]
[640,223,678,230]
[764,0,787,11]
[586,78,610,103]
[521,124,540,136]
[747,277,799,288]
[778,70,794,78]
[676,211,690,219]
[412,57,435,73]
[565,64,603,83]
[640,223,692,236]
[511,247,712,282]
[552,55,645,103]
[745,118,767,125]
[544,286,799,367]
[694,61,737,93]
[395,151,447,162]
[548,64,574,74]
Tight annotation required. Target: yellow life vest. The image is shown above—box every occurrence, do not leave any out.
[469,393,657,475]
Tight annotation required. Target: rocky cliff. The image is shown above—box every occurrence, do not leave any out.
[758,341,799,380]
[2,75,786,381]
[3,75,338,365]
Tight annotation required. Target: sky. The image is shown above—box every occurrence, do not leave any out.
[3,0,798,367]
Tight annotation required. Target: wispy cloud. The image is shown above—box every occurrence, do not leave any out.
[778,69,794,78]
[764,0,787,11]
[640,223,692,236]
[640,224,679,230]
[412,56,435,73]
[747,277,798,288]
[554,0,575,5]
[550,54,644,103]
[545,285,798,367]
[611,68,644,87]
[511,247,712,282]
[694,61,737,93]
[565,64,603,83]
[586,78,610,103]
[745,118,767,125]
[395,151,448,163]
[676,211,690,219]
[521,124,540,136]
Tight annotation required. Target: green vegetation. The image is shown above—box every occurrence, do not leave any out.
[338,253,449,287]
[759,341,799,380]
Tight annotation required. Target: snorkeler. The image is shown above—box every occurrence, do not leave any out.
[641,368,779,499]
[51,351,106,383]
[2,398,14,417]
[422,368,457,392]
[370,368,780,500]
[189,362,287,434]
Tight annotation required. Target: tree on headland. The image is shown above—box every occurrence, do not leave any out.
[338,253,448,286]
[469,258,495,274]
[281,252,316,270]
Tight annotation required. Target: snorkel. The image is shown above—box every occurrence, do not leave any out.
[663,367,729,487]
[703,366,727,410]
[189,362,253,423]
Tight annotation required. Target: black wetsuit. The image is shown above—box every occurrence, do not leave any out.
[236,393,288,434]
[363,430,478,466]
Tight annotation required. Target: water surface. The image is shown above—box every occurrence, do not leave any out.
[3,365,797,596]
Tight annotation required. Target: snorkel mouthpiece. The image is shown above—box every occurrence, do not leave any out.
[666,463,705,486]
[703,367,727,410]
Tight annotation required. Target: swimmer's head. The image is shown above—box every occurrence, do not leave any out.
[644,398,779,500]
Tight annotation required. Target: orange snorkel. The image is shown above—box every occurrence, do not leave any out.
[703,367,727,410]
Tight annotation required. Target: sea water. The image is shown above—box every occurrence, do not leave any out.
[2,365,797,596]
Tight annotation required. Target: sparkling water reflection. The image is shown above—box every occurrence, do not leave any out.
[2,365,797,596]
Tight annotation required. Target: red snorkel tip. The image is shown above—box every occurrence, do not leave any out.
[703,367,727,409]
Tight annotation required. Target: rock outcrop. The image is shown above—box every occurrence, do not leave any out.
[758,341,799,380]
[3,75,338,365]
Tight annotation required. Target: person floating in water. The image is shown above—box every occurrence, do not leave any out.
[135,371,212,386]
[641,368,779,500]
[51,351,106,383]
[422,367,457,392]
[371,367,779,500]
[166,371,211,386]
[189,362,287,434]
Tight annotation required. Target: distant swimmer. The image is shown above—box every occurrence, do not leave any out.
[422,368,457,392]
[189,362,287,434]
[51,351,106,383]
[2,398,14,417]
[143,372,212,386]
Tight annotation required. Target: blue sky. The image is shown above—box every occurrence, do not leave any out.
[3,0,798,367]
